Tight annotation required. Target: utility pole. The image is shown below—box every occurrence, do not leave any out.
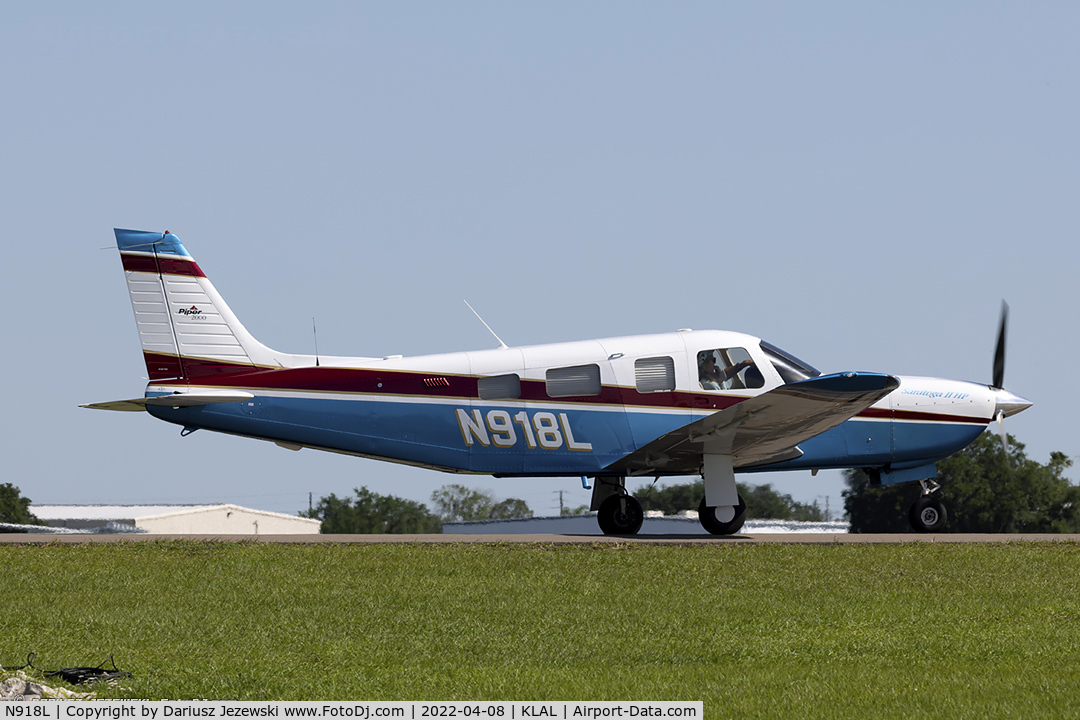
[814,495,831,522]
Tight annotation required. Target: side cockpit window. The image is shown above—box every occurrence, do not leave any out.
[697,348,764,391]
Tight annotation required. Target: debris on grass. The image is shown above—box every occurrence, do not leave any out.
[0,668,96,700]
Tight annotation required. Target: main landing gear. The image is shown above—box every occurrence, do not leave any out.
[589,477,748,536]
[597,494,645,535]
[591,478,645,535]
[909,478,948,533]
[698,494,747,535]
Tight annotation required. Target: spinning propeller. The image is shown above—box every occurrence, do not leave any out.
[990,301,1032,457]
[993,302,1009,454]
[992,302,1007,392]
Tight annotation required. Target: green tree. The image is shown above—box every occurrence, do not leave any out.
[843,431,1080,533]
[304,487,442,533]
[430,484,533,522]
[637,480,704,516]
[490,498,533,520]
[637,479,824,521]
[0,483,44,525]
[842,470,920,533]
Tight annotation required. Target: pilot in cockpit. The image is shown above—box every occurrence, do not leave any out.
[698,350,755,390]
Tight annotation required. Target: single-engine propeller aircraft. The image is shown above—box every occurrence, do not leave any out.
[85,229,1033,534]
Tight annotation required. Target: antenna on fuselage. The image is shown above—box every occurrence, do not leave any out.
[463,300,509,350]
[313,317,320,367]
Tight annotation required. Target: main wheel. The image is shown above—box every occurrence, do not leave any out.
[597,494,644,535]
[909,496,948,533]
[698,495,748,535]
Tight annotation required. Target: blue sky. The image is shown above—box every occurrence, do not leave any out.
[4,3,1077,519]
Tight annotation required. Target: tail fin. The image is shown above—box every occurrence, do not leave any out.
[115,228,280,381]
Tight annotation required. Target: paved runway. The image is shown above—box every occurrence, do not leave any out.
[2,532,1079,544]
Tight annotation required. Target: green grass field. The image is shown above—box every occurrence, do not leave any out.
[2,541,1079,717]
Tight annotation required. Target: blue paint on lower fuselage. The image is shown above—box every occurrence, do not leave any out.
[147,394,987,477]
[758,419,985,473]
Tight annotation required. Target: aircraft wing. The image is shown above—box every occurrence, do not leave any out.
[81,390,255,412]
[607,372,900,476]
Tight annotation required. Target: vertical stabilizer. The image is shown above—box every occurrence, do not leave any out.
[114,229,277,381]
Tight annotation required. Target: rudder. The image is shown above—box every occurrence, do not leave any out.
[115,228,275,381]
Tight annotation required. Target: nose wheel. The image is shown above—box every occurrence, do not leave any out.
[909,479,948,532]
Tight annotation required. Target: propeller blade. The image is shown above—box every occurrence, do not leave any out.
[992,301,1008,390]
[995,409,1009,458]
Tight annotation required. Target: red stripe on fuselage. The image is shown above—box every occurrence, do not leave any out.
[142,360,988,424]
[146,363,748,411]
[121,252,206,278]
[890,408,987,425]
[143,352,256,381]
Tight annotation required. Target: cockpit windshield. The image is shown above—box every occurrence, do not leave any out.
[760,341,821,384]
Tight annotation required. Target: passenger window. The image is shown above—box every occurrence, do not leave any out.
[546,364,602,397]
[478,373,521,400]
[635,356,675,393]
[697,348,764,391]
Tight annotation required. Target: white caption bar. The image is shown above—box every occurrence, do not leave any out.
[2,702,703,719]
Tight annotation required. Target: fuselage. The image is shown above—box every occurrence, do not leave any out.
[143,329,1012,479]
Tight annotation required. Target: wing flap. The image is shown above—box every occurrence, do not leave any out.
[609,372,899,475]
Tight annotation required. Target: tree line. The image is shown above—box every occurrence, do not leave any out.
[301,483,537,534]
[302,479,827,533]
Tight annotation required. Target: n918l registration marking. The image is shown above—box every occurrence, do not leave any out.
[455,409,592,451]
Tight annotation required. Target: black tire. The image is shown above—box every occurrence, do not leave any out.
[698,495,748,535]
[909,496,948,532]
[597,494,644,535]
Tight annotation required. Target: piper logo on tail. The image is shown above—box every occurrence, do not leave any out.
[177,305,207,319]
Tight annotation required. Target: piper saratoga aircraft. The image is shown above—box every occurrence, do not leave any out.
[85,229,1032,535]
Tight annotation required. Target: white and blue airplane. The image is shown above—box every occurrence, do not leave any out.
[84,229,1032,535]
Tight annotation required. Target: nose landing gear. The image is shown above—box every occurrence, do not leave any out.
[909,479,948,532]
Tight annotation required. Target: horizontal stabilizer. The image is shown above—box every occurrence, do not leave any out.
[81,390,255,412]
[80,398,151,412]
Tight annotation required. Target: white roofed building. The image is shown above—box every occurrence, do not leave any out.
[30,504,321,534]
